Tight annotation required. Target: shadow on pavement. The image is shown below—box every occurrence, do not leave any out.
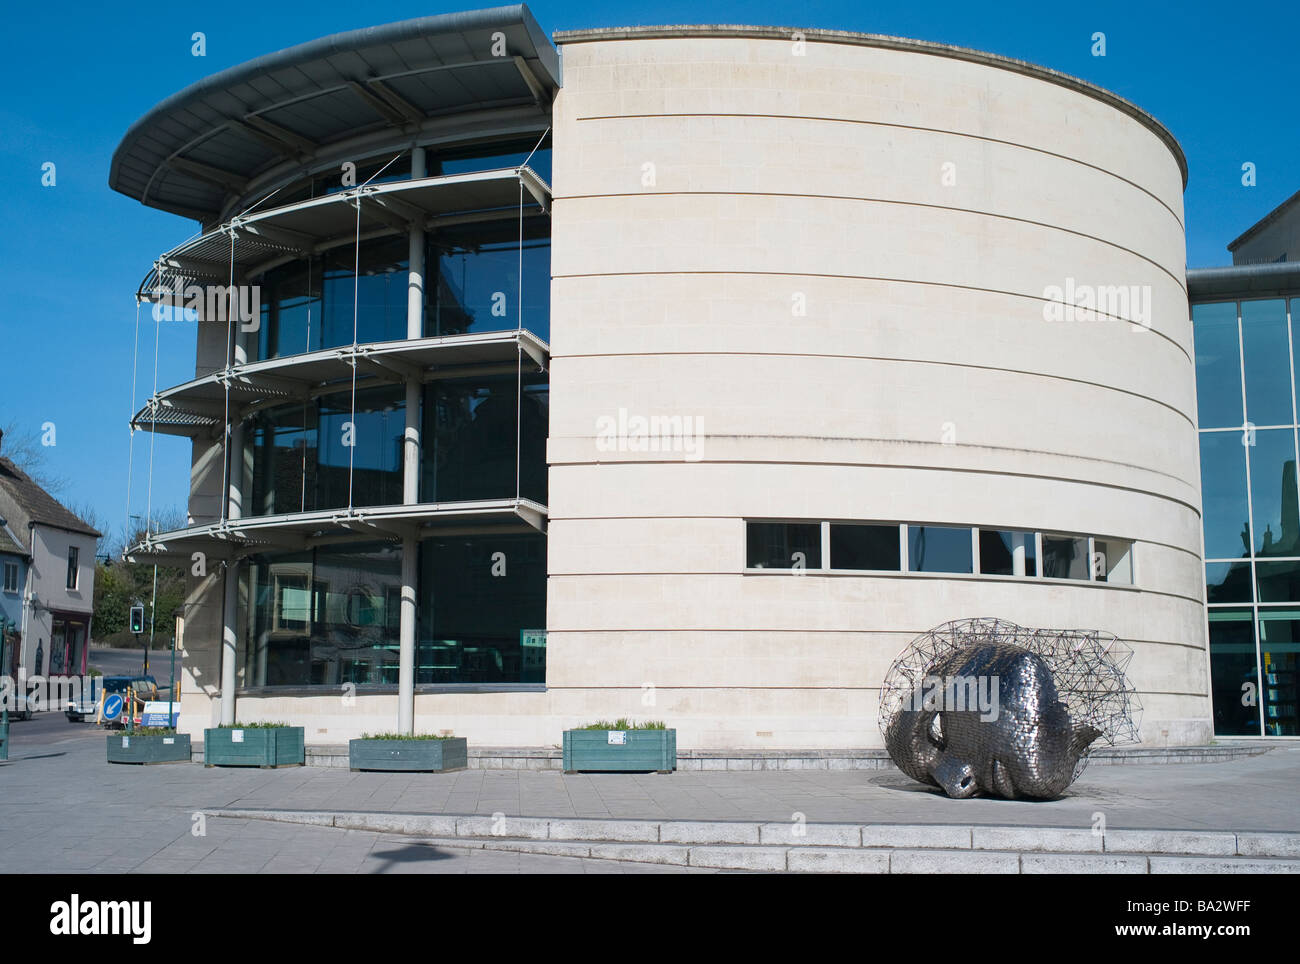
[0,752,68,764]
[367,842,457,872]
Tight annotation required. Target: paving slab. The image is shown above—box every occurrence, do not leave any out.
[3,728,1298,874]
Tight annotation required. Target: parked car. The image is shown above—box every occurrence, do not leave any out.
[65,677,102,723]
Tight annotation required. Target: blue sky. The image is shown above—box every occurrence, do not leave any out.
[0,0,1294,545]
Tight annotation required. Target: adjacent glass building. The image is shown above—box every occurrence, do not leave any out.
[1194,285,1300,736]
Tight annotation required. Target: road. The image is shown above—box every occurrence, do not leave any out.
[87,646,179,680]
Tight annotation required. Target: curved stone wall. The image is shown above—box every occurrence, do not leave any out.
[544,29,1207,747]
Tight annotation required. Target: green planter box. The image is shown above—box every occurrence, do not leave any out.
[204,726,305,767]
[349,738,468,772]
[563,728,676,773]
[107,732,191,765]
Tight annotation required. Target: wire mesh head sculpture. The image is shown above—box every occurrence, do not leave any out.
[879,618,1140,799]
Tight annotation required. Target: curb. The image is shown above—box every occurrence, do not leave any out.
[206,808,1300,872]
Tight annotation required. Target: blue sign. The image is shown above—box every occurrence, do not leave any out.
[141,702,179,728]
[102,693,124,722]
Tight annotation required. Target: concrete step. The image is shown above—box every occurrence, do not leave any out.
[208,808,1300,872]
[432,839,1300,874]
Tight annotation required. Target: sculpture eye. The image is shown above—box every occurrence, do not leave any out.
[927,713,945,748]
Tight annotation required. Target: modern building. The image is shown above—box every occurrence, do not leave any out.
[1192,194,1300,737]
[0,442,100,678]
[1227,189,1300,266]
[113,7,1213,749]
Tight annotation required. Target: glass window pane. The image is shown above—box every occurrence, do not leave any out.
[1199,432,1250,560]
[243,535,548,689]
[429,222,550,342]
[1093,539,1133,584]
[1193,302,1242,429]
[258,258,320,359]
[1256,561,1300,603]
[421,374,548,505]
[1209,607,1260,736]
[978,529,1036,576]
[830,524,899,570]
[418,533,547,684]
[1248,428,1300,556]
[907,526,972,574]
[1257,613,1300,736]
[317,386,405,510]
[1041,534,1089,580]
[1241,299,1291,425]
[248,402,318,516]
[1206,561,1253,603]
[243,544,403,687]
[746,522,821,569]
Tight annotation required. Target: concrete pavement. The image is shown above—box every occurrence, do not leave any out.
[2,721,1297,873]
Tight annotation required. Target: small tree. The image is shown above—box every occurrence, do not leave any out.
[91,507,188,649]
[0,420,68,494]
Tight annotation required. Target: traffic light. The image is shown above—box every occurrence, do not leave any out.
[129,604,145,635]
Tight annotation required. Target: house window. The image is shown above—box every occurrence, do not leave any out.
[66,547,79,590]
[3,562,17,592]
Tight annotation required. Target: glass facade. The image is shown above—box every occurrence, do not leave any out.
[1195,297,1300,735]
[255,223,550,359]
[241,533,546,687]
[230,137,554,691]
[243,376,548,518]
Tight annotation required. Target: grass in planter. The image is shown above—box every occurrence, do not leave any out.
[216,721,294,729]
[578,719,667,730]
[124,727,180,736]
[360,732,457,740]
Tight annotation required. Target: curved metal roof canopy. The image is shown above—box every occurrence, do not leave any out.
[110,5,558,222]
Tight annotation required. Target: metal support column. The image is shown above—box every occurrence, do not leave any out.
[398,534,417,734]
[227,418,244,521]
[397,145,426,735]
[220,559,239,726]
